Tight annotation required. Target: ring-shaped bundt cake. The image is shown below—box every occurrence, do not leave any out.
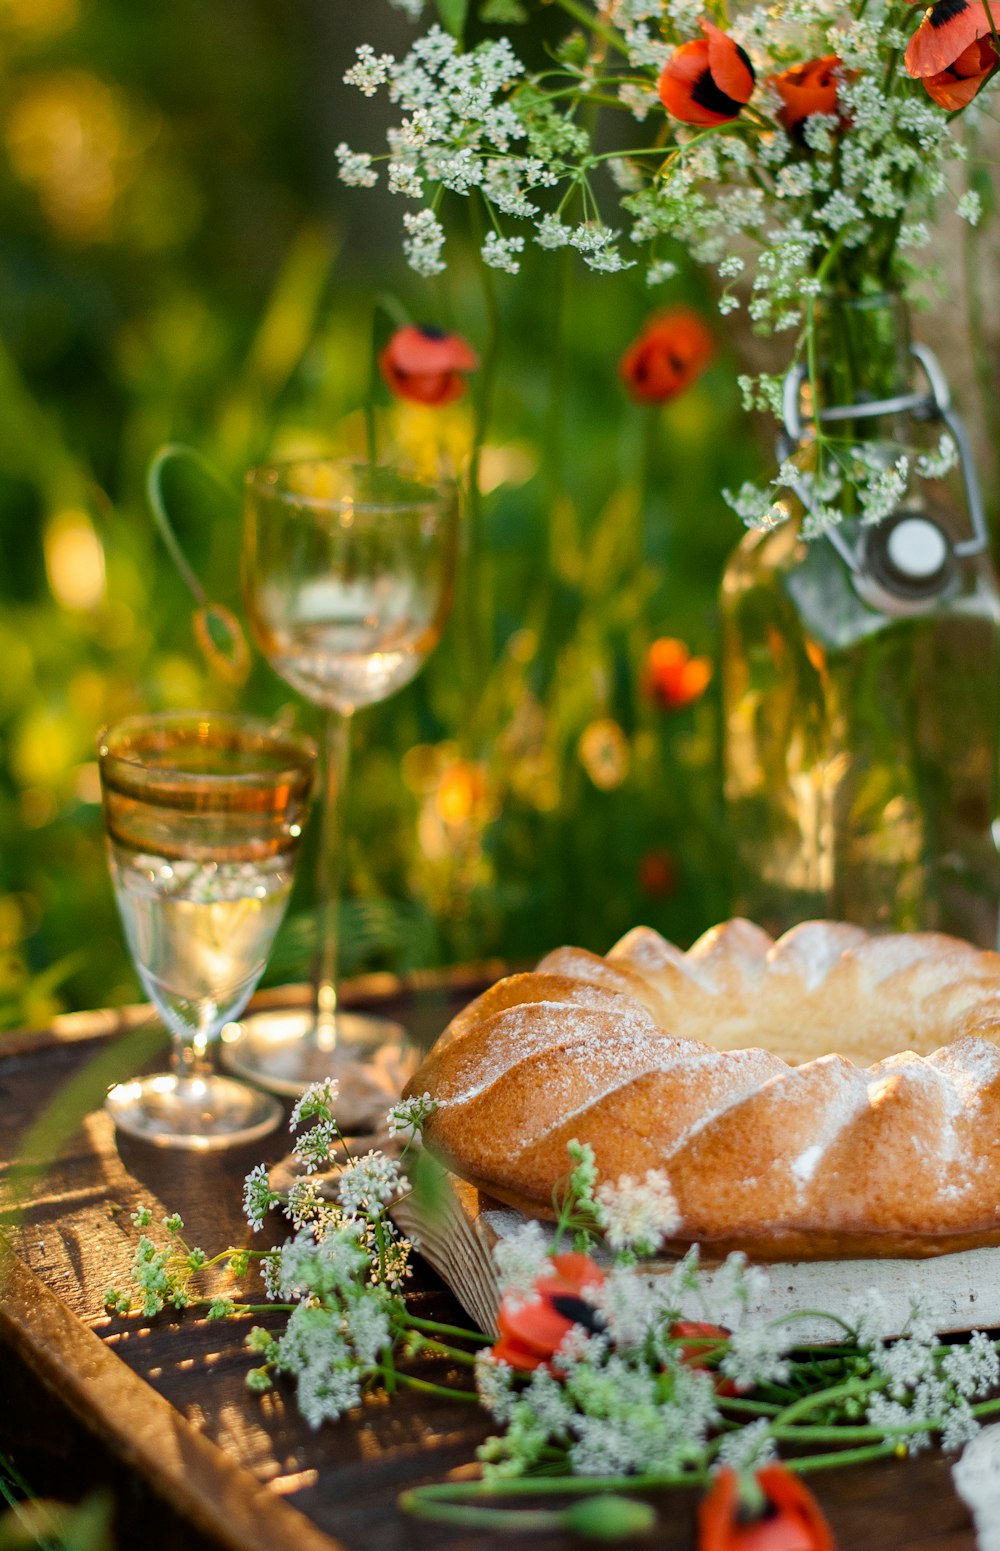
[405,920,1000,1259]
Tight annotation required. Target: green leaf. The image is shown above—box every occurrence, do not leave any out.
[436,0,468,37]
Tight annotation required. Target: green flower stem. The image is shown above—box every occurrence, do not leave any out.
[404,1313,487,1343]
[415,1341,478,1366]
[776,1422,927,1443]
[716,1397,784,1417]
[971,1395,1000,1419]
[365,302,379,465]
[222,1303,295,1315]
[145,444,223,607]
[771,1388,1000,1445]
[804,226,854,476]
[377,1370,480,1403]
[791,1441,897,1472]
[404,1471,703,1502]
[772,1374,885,1430]
[399,1495,562,1531]
[463,196,502,723]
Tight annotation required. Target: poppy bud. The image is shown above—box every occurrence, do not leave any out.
[379,324,478,407]
[563,1496,657,1541]
[659,19,756,126]
[620,309,714,405]
[771,56,842,131]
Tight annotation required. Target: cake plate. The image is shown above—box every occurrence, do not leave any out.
[392,1165,1000,1344]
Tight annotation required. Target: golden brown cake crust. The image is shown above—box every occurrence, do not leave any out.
[405,920,1000,1260]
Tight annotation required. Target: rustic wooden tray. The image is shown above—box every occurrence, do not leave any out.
[0,976,982,1551]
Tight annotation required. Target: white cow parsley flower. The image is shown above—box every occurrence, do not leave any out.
[338,1151,406,1218]
[403,207,446,275]
[482,231,525,273]
[595,1169,681,1255]
[493,1220,551,1303]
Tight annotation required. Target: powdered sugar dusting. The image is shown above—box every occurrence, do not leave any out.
[929,1036,1000,1100]
[865,1057,968,1173]
[609,926,689,976]
[679,919,774,993]
[766,921,869,992]
[851,931,981,986]
[791,1144,822,1184]
[437,996,675,1106]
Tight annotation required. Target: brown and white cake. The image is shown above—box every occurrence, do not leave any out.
[405,919,1000,1260]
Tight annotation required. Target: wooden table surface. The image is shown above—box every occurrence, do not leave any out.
[0,978,981,1551]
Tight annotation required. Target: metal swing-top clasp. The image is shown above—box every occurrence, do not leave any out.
[779,344,990,616]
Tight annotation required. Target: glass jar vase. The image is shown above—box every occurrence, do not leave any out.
[721,291,1000,946]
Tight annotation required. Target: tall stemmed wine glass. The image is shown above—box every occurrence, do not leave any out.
[228,459,458,1113]
[100,712,316,1149]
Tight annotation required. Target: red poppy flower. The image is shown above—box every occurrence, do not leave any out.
[641,638,713,710]
[698,1465,835,1551]
[658,19,757,126]
[639,850,678,899]
[620,309,714,404]
[491,1253,605,1373]
[669,1320,742,1398]
[905,0,993,80]
[378,324,478,406]
[771,56,841,129]
[922,32,997,104]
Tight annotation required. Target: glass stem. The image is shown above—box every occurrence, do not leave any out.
[173,1023,215,1081]
[314,710,352,1052]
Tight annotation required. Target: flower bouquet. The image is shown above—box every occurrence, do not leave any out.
[340,0,995,526]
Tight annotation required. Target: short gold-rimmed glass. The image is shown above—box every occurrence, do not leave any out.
[226,459,459,1118]
[99,712,316,1149]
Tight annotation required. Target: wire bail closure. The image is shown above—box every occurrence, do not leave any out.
[778,344,989,604]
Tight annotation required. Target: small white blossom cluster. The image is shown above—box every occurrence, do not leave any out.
[479,1171,802,1480]
[338,23,633,274]
[387,1090,437,1139]
[594,1169,681,1255]
[857,1297,1000,1457]
[492,1218,553,1305]
[233,1083,426,1424]
[726,427,957,533]
[478,1337,722,1477]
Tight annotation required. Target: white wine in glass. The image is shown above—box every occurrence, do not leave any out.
[100,712,316,1149]
[226,459,458,1119]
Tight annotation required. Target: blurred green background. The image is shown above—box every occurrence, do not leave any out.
[0,0,760,1027]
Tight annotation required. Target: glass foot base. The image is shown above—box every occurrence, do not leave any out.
[106,1072,283,1151]
[221,1009,418,1131]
